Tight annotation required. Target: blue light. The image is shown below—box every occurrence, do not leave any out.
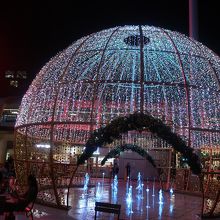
[170,188,174,195]
[95,182,101,200]
[82,173,89,198]
[158,189,163,204]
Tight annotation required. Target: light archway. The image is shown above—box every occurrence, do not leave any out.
[78,112,201,175]
[101,144,156,168]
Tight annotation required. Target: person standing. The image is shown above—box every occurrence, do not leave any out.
[109,163,113,183]
[3,174,38,220]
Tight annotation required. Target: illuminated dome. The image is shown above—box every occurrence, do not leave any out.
[16,25,219,147]
[14,25,220,206]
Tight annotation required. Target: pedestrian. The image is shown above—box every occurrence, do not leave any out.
[3,174,38,220]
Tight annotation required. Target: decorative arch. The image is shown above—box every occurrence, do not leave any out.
[101,144,156,168]
[67,112,202,206]
[78,112,201,175]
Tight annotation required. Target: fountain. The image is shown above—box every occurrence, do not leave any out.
[158,189,164,218]
[170,188,174,196]
[82,173,89,198]
[111,175,118,203]
[137,172,142,187]
[158,189,163,204]
[169,189,175,214]
[146,187,150,208]
[136,172,142,198]
[112,175,118,192]
[95,182,102,200]
[126,185,133,214]
[141,183,144,199]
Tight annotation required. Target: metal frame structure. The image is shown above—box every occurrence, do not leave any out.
[14,25,220,208]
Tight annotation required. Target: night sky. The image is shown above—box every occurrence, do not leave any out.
[1,1,220,97]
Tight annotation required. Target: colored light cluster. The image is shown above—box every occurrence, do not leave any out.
[15,25,219,149]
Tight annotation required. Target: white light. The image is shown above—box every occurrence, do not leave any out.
[96,182,102,199]
[159,189,163,204]
[36,144,50,149]
[170,188,174,194]
[11,111,19,114]
[93,147,100,155]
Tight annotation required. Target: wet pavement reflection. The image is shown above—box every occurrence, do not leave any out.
[67,179,202,220]
[1,179,202,220]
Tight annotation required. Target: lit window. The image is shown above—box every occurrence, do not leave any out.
[5,70,14,78]
[36,144,50,149]
[16,71,27,79]
[10,80,18,87]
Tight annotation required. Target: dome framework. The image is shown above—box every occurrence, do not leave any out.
[14,25,220,207]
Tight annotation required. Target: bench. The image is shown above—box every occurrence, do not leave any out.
[94,202,121,220]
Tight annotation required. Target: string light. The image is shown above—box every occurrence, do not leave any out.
[15,24,219,153]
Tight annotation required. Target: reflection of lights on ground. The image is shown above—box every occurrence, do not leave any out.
[169,196,175,214]
[33,209,48,218]
[87,198,95,208]
[126,186,132,204]
[140,197,144,213]
[146,205,149,220]
[159,202,163,218]
[38,179,203,220]
[96,182,102,200]
[170,188,174,196]
[126,185,133,214]
[169,188,175,214]
[112,190,118,204]
[78,198,88,208]
[111,181,118,203]
[112,175,118,192]
[158,190,164,218]
[82,173,90,198]
[111,175,118,203]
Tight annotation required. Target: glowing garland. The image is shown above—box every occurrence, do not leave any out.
[78,112,201,175]
[101,144,156,168]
